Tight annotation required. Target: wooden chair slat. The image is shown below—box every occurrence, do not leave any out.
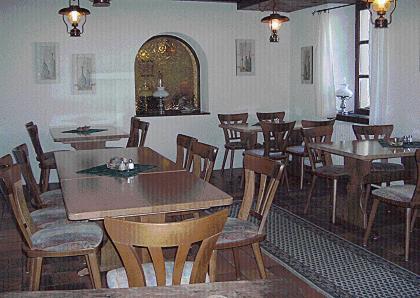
[127,117,150,147]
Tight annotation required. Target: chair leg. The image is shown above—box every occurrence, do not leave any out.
[221,149,229,175]
[283,169,290,193]
[40,168,50,192]
[332,179,337,224]
[29,257,43,291]
[299,157,304,190]
[251,242,267,279]
[360,184,372,229]
[232,248,241,280]
[229,150,235,177]
[363,199,380,246]
[209,250,218,282]
[410,209,418,232]
[405,208,412,262]
[304,175,317,214]
[86,253,102,289]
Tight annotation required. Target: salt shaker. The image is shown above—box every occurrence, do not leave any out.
[128,159,135,170]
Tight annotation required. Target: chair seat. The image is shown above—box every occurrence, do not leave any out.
[40,189,64,206]
[371,161,404,171]
[215,217,265,249]
[286,145,307,157]
[245,149,287,160]
[31,222,103,252]
[313,165,349,178]
[107,261,209,288]
[372,184,416,205]
[225,141,247,150]
[31,207,69,228]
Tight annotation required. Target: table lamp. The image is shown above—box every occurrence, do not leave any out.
[153,78,169,115]
[336,81,353,115]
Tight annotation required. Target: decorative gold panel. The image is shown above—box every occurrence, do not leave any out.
[135,35,200,116]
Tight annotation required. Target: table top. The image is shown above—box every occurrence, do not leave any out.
[61,170,232,220]
[310,140,417,161]
[50,126,129,143]
[54,147,181,180]
[219,121,302,133]
[2,279,313,298]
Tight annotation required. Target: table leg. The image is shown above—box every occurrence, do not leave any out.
[337,157,371,228]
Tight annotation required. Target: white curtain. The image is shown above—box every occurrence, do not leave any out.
[369,28,390,124]
[314,13,336,119]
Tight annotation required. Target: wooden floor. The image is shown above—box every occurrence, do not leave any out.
[1,167,418,296]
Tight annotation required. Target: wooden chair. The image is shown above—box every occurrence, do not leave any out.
[218,113,248,176]
[126,117,150,147]
[1,164,103,290]
[209,154,285,281]
[363,149,420,261]
[175,134,197,170]
[302,125,349,224]
[189,141,218,182]
[0,154,68,229]
[245,121,295,191]
[352,124,406,227]
[25,122,59,192]
[286,119,336,190]
[105,209,228,288]
[12,144,64,209]
[256,112,285,123]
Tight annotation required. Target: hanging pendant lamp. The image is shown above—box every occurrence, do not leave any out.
[58,0,90,37]
[261,1,289,42]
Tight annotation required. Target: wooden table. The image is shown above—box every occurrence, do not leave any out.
[310,140,416,228]
[54,147,233,270]
[2,279,316,297]
[50,126,129,150]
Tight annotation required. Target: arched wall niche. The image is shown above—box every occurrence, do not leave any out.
[135,34,205,116]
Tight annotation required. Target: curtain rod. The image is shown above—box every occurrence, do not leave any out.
[312,3,355,15]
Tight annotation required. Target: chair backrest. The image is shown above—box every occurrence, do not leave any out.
[25,122,44,161]
[301,119,336,128]
[175,134,197,170]
[412,150,420,207]
[256,112,285,123]
[217,113,248,144]
[239,154,284,233]
[352,124,393,141]
[260,121,295,156]
[189,141,218,182]
[104,209,228,287]
[0,164,37,248]
[0,154,14,199]
[127,117,150,147]
[302,125,334,170]
[12,144,44,208]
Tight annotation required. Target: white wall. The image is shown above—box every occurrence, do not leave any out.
[289,1,419,137]
[0,0,291,177]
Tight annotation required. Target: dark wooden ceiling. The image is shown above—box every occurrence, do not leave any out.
[177,0,357,13]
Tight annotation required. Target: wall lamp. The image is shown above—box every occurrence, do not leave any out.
[364,0,397,28]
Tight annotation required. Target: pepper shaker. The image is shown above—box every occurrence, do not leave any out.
[128,159,135,170]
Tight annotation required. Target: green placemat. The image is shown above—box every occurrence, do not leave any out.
[378,139,420,148]
[77,164,156,178]
[62,128,108,135]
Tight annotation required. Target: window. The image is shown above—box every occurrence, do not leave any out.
[354,4,370,114]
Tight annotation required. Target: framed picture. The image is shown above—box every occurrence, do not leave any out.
[236,39,255,76]
[301,46,313,84]
[34,42,59,83]
[72,54,96,95]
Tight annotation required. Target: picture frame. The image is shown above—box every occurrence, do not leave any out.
[34,42,59,84]
[72,54,96,95]
[301,46,313,84]
[236,39,255,76]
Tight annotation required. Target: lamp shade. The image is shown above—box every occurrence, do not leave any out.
[336,83,353,98]
[89,0,111,7]
[153,86,169,98]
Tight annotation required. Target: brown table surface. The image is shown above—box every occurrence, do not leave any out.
[50,126,129,150]
[2,279,317,298]
[310,140,416,228]
[54,147,182,180]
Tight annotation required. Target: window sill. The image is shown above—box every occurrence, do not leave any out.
[136,111,210,118]
[335,112,369,124]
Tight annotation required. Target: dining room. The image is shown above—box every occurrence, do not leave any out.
[0,0,419,297]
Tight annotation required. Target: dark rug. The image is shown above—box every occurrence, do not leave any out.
[228,202,420,298]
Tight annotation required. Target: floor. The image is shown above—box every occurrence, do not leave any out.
[0,167,418,296]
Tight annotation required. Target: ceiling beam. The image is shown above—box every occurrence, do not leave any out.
[237,0,261,10]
